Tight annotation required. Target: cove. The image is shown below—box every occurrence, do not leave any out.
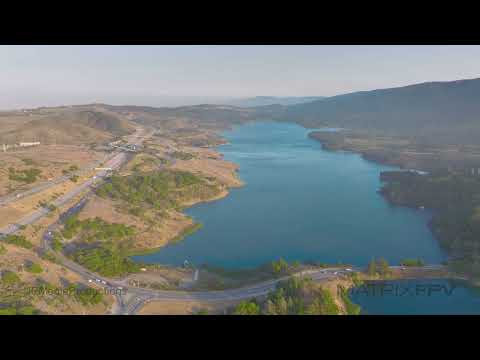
[134,121,445,269]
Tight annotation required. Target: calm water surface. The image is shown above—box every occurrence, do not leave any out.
[350,279,480,315]
[135,121,444,268]
[134,121,480,314]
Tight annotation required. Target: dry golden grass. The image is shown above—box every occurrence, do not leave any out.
[0,169,96,228]
[77,195,195,251]
[138,299,239,315]
[0,145,105,196]
[0,243,114,315]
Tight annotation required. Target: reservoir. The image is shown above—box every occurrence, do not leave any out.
[136,121,480,314]
[135,121,444,269]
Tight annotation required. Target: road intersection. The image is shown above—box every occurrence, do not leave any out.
[0,126,366,315]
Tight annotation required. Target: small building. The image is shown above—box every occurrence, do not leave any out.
[19,142,41,147]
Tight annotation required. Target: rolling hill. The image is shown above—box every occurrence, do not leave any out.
[226,96,325,107]
[0,105,135,145]
[279,77,480,145]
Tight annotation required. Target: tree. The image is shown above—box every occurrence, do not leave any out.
[367,258,377,276]
[232,300,260,315]
[276,296,289,315]
[271,258,289,275]
[376,257,390,276]
[1,271,21,285]
[264,300,278,315]
[26,263,43,274]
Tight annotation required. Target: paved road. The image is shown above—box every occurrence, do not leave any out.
[0,128,150,237]
[0,127,148,208]
[0,152,115,207]
[4,127,438,315]
[119,267,362,315]
[0,126,360,315]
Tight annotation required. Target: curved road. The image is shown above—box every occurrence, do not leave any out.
[2,126,441,315]
[0,127,150,237]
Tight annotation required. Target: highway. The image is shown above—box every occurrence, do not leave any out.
[0,124,359,315]
[41,223,352,315]
[0,127,147,208]
[121,269,345,314]
[0,153,124,236]
[0,151,115,208]
[0,127,149,237]
[0,126,401,315]
[39,199,355,315]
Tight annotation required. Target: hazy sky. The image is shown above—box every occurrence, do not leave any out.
[1,45,480,109]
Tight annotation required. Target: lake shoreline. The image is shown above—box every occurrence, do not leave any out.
[136,121,444,269]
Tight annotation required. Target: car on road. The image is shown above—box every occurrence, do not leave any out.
[345,268,352,271]
[88,279,93,283]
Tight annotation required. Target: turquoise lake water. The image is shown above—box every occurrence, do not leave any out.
[135,121,444,269]
[134,121,480,314]
[350,279,480,315]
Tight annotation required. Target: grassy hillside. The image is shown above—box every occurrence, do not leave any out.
[0,105,134,145]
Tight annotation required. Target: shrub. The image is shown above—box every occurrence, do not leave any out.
[8,168,41,183]
[72,247,141,277]
[232,300,260,315]
[51,234,63,252]
[26,263,43,274]
[270,258,289,275]
[1,271,21,285]
[400,258,425,267]
[3,235,33,249]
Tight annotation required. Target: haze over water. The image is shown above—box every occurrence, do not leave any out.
[136,121,444,269]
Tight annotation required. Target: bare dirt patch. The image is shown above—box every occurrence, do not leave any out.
[138,299,239,315]
[0,145,105,196]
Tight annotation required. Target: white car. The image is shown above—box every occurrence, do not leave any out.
[88,279,93,283]
[101,280,107,285]
[345,268,352,271]
[333,271,338,275]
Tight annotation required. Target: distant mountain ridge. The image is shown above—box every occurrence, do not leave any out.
[3,77,480,146]
[226,96,325,107]
[278,77,480,145]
